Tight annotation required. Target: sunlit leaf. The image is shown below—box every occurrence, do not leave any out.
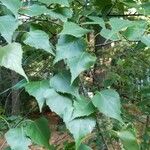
[0,43,28,80]
[23,30,54,55]
[92,89,122,122]
[0,15,19,43]
[60,22,91,38]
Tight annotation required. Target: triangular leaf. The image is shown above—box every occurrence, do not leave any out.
[23,30,54,55]
[5,127,31,150]
[92,89,122,122]
[48,7,73,22]
[123,21,147,41]
[67,52,96,83]
[24,118,51,149]
[66,117,96,149]
[25,80,50,111]
[45,89,73,121]
[72,97,95,119]
[50,71,79,96]
[0,0,21,17]
[101,18,133,41]
[117,129,140,150]
[0,15,19,43]
[54,35,85,63]
[60,22,91,38]
[0,43,28,80]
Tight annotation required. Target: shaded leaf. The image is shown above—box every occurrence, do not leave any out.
[60,22,91,38]
[0,43,28,80]
[50,71,79,96]
[24,118,51,149]
[54,35,85,63]
[117,129,140,150]
[23,30,54,55]
[5,127,31,150]
[92,89,122,122]
[0,0,21,17]
[79,144,92,150]
[67,52,96,83]
[0,15,19,43]
[25,80,50,111]
[48,7,73,22]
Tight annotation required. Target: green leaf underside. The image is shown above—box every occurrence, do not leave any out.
[60,22,91,37]
[54,35,86,63]
[23,30,54,55]
[50,71,79,96]
[0,43,28,80]
[0,15,19,43]
[25,80,50,111]
[117,130,140,150]
[67,52,96,83]
[92,89,122,122]
[5,127,31,150]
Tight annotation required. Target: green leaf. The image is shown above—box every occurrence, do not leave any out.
[50,71,79,96]
[66,117,96,149]
[117,130,140,150]
[19,4,49,17]
[86,16,105,27]
[5,127,31,150]
[101,18,132,41]
[24,118,51,149]
[54,35,85,63]
[0,0,21,17]
[25,80,49,111]
[141,35,150,47]
[60,22,91,38]
[48,7,73,22]
[92,89,122,122]
[38,0,69,7]
[139,2,150,15]
[67,52,96,83]
[0,15,19,43]
[79,144,92,150]
[45,89,73,122]
[123,21,147,41]
[0,43,28,80]
[23,30,54,55]
[72,97,95,119]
